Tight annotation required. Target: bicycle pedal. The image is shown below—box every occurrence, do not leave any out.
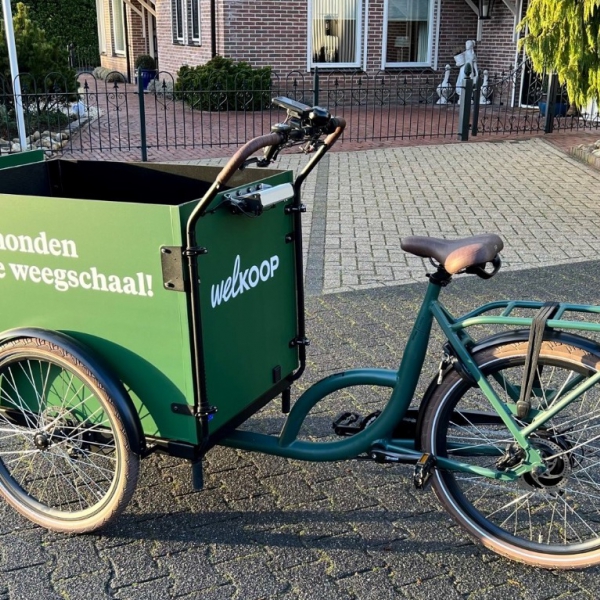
[332,410,381,436]
[414,453,436,490]
[332,412,361,436]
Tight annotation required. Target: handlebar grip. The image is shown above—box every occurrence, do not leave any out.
[216,132,284,186]
[324,117,346,148]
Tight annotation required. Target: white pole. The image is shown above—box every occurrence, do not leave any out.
[1,0,27,151]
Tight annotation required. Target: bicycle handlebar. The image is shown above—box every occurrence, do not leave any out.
[213,109,346,188]
[324,117,346,148]
[216,132,284,186]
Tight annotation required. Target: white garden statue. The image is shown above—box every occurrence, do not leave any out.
[436,64,453,104]
[455,40,478,105]
[479,70,492,104]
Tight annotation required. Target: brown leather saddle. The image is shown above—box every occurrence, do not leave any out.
[401,233,503,275]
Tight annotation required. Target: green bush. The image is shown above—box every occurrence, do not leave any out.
[0,105,74,140]
[0,3,77,94]
[20,0,98,53]
[175,56,272,111]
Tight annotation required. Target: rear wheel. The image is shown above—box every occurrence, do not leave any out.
[421,339,600,568]
[0,337,139,532]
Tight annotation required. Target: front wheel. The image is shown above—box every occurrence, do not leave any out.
[421,339,600,568]
[0,337,139,532]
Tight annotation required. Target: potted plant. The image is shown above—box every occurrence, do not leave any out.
[538,94,568,117]
[135,55,157,90]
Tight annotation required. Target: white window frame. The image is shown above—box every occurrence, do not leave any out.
[96,0,107,54]
[307,0,363,70]
[191,0,201,43]
[172,0,185,43]
[112,0,126,56]
[381,0,436,69]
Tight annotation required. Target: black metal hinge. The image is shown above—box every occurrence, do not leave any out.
[184,246,208,257]
[171,403,218,419]
[171,403,194,416]
[284,204,306,214]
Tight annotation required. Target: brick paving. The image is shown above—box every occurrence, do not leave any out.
[318,138,600,293]
[3,263,600,599]
[3,127,600,597]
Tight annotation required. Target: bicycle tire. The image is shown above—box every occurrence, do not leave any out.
[0,337,139,532]
[421,339,600,568]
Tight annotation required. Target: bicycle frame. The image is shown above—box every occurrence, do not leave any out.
[220,277,600,481]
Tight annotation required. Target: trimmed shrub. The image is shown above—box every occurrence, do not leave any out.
[175,56,272,111]
[135,55,156,71]
[20,0,98,53]
[0,3,77,94]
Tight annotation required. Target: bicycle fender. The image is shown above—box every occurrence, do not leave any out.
[414,328,600,452]
[0,327,145,456]
[468,328,600,356]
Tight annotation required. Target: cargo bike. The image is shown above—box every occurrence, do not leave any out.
[2,98,600,569]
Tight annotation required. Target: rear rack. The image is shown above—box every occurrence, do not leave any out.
[449,300,600,334]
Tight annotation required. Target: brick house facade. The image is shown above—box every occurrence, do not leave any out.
[97,0,525,90]
[97,0,157,79]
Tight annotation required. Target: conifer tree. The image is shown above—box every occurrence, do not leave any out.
[0,2,76,92]
[521,0,600,107]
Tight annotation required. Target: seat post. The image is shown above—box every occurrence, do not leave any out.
[427,266,452,287]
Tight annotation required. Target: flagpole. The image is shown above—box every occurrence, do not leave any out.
[2,0,27,151]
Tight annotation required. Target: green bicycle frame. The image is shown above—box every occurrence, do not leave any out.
[220,277,600,481]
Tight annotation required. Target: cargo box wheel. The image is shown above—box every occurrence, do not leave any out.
[0,337,139,532]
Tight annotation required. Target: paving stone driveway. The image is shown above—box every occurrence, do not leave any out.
[2,139,600,599]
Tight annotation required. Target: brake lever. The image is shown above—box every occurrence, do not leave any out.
[299,136,324,154]
[240,157,260,170]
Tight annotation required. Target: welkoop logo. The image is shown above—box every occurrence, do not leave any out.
[210,254,280,308]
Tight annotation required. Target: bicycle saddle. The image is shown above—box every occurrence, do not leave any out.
[401,234,503,275]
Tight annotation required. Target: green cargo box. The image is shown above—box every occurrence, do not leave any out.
[0,150,44,170]
[0,159,299,446]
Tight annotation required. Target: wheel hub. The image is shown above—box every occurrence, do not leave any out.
[33,432,50,450]
[40,408,85,455]
[521,438,572,492]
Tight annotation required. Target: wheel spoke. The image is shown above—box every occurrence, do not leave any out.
[427,341,600,563]
[0,339,138,531]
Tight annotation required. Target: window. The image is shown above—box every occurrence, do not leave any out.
[172,0,201,45]
[191,0,201,42]
[96,0,107,54]
[310,0,362,67]
[111,0,126,55]
[173,0,184,42]
[384,0,433,66]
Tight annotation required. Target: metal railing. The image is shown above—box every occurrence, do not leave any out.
[67,44,102,74]
[0,63,598,160]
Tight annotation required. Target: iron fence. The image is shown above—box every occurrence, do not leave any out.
[67,44,102,74]
[0,62,599,161]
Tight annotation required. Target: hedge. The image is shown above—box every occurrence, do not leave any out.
[19,0,99,52]
[175,56,272,111]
